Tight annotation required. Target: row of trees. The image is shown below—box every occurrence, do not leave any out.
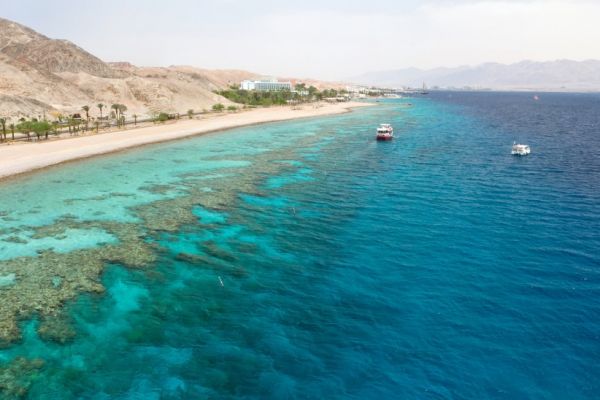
[0,103,125,142]
[86,103,133,128]
[2,81,353,142]
[1,96,257,142]
[211,103,238,112]
[0,110,134,142]
[0,117,56,141]
[296,84,349,100]
[0,118,16,141]
[215,84,349,106]
[214,87,296,106]
[16,119,54,140]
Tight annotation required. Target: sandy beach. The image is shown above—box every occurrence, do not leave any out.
[0,101,371,181]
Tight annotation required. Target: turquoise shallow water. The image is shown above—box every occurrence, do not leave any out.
[0,93,599,399]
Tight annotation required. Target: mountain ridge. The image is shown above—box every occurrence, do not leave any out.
[351,59,600,90]
[3,18,339,119]
[0,17,251,118]
[0,17,122,79]
[0,17,344,119]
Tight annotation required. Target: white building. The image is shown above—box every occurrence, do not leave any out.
[240,78,292,91]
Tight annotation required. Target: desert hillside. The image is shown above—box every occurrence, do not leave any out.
[0,18,260,119]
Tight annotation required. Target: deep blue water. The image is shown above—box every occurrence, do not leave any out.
[0,92,599,399]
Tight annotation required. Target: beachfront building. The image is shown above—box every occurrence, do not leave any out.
[240,78,292,91]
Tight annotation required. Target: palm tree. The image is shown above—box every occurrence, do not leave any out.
[81,106,90,132]
[0,118,6,141]
[9,123,15,140]
[97,103,105,120]
[82,106,90,121]
[118,104,127,127]
[67,118,76,135]
[111,104,120,123]
[133,114,138,126]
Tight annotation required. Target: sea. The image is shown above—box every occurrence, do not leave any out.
[0,92,599,399]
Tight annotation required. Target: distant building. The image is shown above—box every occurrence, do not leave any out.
[240,78,292,91]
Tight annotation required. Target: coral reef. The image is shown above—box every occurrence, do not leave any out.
[0,220,154,347]
[0,131,324,397]
[0,357,44,399]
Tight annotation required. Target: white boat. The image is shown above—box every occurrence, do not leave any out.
[512,142,531,156]
[376,124,394,141]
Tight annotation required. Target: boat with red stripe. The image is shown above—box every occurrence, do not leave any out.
[376,123,394,140]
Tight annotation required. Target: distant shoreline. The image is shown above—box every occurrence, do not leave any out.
[375,88,600,94]
[0,102,373,183]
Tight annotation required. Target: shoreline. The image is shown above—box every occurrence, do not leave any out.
[0,101,372,183]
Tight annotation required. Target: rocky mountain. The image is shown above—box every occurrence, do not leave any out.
[352,60,600,91]
[0,18,258,118]
[0,18,121,78]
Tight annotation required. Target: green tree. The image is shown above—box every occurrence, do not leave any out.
[67,118,80,135]
[32,120,52,140]
[155,112,170,123]
[16,120,32,141]
[111,104,120,121]
[81,106,90,131]
[97,103,104,119]
[227,105,238,112]
[118,104,127,123]
[82,105,90,122]
[9,123,15,140]
[212,103,225,112]
[215,88,295,107]
[51,121,59,137]
[30,121,41,140]
[187,109,194,119]
[0,118,6,141]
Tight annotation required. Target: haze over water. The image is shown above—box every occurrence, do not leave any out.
[0,93,599,399]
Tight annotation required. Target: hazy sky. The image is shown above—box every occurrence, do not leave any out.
[2,0,600,79]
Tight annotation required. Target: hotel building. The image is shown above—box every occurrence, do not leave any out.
[240,78,292,91]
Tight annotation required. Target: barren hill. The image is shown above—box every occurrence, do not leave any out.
[0,17,121,78]
[0,18,259,119]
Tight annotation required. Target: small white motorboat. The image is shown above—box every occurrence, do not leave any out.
[512,142,531,156]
